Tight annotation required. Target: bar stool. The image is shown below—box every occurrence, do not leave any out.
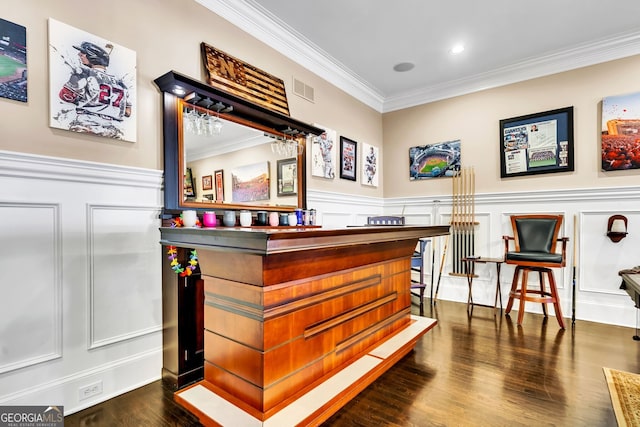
[503,214,568,329]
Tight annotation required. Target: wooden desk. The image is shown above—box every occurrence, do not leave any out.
[462,256,503,315]
[160,225,449,426]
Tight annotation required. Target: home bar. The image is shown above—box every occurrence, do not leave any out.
[152,59,452,425]
[160,224,448,426]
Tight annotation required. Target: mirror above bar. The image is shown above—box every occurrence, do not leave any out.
[154,70,323,215]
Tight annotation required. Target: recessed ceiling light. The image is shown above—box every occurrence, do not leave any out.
[393,62,415,72]
[450,44,465,55]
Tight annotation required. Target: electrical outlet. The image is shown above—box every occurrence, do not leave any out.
[78,380,103,401]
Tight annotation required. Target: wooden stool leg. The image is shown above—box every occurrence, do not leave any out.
[505,266,521,314]
[504,266,522,314]
[539,270,548,318]
[547,271,565,329]
[517,269,529,325]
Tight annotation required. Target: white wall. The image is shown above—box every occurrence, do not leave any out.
[310,185,640,328]
[0,150,637,415]
[0,151,163,413]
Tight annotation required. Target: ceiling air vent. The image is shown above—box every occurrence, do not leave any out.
[293,77,314,103]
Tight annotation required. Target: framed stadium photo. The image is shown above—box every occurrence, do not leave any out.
[0,18,27,102]
[602,91,640,171]
[499,107,574,178]
[231,162,270,203]
[48,18,137,142]
[409,140,461,180]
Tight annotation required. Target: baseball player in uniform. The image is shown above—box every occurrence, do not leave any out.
[314,131,335,178]
[58,42,131,139]
[365,146,377,184]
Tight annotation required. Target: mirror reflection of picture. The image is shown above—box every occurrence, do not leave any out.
[214,169,224,202]
[202,174,212,190]
[184,167,195,198]
[231,162,270,202]
[277,158,297,196]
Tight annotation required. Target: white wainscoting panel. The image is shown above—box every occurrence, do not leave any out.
[88,205,162,349]
[0,202,62,374]
[0,151,163,414]
[313,186,640,328]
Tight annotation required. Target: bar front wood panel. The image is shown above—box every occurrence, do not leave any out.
[196,242,413,415]
[160,225,449,421]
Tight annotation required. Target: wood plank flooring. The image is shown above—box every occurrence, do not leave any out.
[64,300,639,426]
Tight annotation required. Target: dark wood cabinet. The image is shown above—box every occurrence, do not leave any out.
[161,246,204,390]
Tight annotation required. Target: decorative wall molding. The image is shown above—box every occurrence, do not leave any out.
[0,151,163,414]
[312,186,640,328]
[0,150,163,188]
[87,204,163,350]
[0,348,161,415]
[384,185,640,207]
[0,202,62,375]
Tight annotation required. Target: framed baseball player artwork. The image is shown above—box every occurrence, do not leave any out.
[48,18,137,142]
[361,142,379,187]
[310,124,337,179]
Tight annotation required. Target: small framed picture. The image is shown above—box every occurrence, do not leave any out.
[202,175,212,190]
[214,169,224,202]
[339,136,357,181]
[277,158,297,197]
[362,143,379,187]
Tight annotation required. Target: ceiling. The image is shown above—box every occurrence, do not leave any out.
[199,0,640,113]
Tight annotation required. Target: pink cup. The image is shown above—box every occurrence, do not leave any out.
[202,211,217,227]
[269,212,279,226]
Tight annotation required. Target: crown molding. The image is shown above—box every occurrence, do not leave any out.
[198,0,640,113]
[195,0,385,111]
[383,30,640,112]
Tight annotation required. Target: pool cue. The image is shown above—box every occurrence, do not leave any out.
[434,233,449,301]
[430,200,440,304]
[572,214,577,325]
[430,239,436,303]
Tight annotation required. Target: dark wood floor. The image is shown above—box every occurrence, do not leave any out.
[65,300,639,426]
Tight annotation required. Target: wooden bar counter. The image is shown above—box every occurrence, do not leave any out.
[160,225,448,426]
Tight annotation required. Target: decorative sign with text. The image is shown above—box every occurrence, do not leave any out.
[201,42,289,116]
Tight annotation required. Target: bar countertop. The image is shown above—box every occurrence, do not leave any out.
[159,225,450,254]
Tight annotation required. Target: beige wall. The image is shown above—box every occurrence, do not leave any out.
[1,1,383,197]
[382,55,640,198]
[5,1,640,202]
